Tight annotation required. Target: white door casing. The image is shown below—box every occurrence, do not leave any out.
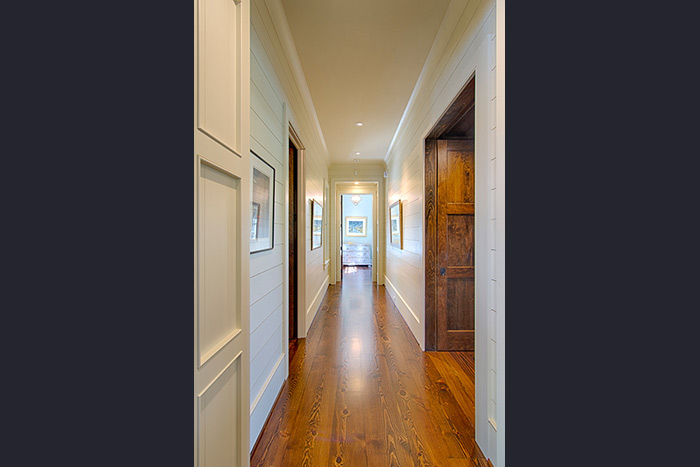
[335,182,379,283]
[194,1,251,466]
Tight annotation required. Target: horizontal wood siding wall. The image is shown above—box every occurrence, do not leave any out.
[386,144,425,346]
[303,135,328,334]
[383,0,503,465]
[249,0,331,450]
[249,20,286,451]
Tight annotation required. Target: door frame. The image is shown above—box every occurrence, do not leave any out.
[424,74,476,350]
[286,121,306,354]
[334,182,378,283]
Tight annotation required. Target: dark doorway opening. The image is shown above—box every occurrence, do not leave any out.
[288,138,299,364]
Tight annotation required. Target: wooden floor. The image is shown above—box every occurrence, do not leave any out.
[251,267,490,467]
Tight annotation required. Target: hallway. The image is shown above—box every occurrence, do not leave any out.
[251,267,489,466]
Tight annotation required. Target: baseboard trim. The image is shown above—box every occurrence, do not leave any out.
[305,276,329,333]
[250,352,284,415]
[384,275,420,324]
[383,275,423,349]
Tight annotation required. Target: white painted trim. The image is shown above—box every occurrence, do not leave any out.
[249,352,285,415]
[305,278,328,334]
[384,275,424,350]
[488,417,497,431]
[199,328,242,367]
[196,350,243,399]
[334,182,379,283]
[196,128,244,158]
[496,2,505,465]
[282,103,290,381]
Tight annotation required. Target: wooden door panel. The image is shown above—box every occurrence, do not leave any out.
[446,215,474,266]
[447,277,475,330]
[445,150,475,204]
[437,139,475,350]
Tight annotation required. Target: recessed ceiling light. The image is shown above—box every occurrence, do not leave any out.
[355,152,361,155]
[354,182,359,185]
[354,122,363,127]
[353,158,360,163]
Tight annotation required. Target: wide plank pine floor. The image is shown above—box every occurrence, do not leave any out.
[251,267,489,467]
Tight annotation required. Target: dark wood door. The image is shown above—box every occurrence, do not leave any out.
[436,139,475,350]
[289,142,298,361]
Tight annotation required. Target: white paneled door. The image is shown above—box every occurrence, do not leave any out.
[194,1,250,466]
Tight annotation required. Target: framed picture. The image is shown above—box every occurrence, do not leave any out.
[389,200,403,249]
[346,216,367,237]
[250,151,275,253]
[311,199,323,250]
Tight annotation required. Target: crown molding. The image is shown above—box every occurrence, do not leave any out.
[384,0,470,166]
[263,0,329,164]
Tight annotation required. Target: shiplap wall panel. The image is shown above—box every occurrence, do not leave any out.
[250,324,283,396]
[274,180,285,204]
[250,46,284,110]
[250,264,283,304]
[385,123,423,334]
[383,1,502,464]
[248,0,330,451]
[251,88,284,140]
[250,245,284,277]
[251,135,281,169]
[251,112,283,160]
[249,284,283,332]
[251,303,283,360]
[249,19,286,453]
[249,355,284,439]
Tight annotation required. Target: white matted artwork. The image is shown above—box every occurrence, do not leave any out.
[345,216,367,237]
[311,199,323,250]
[250,151,275,253]
[389,200,403,249]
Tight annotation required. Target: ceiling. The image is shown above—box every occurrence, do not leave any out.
[280,0,451,165]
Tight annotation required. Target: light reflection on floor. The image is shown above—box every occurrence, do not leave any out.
[342,266,371,274]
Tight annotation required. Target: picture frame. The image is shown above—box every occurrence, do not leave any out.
[389,200,403,249]
[250,151,275,253]
[345,216,367,237]
[311,199,323,250]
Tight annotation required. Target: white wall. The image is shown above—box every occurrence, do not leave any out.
[384,144,424,345]
[383,0,504,465]
[248,0,331,450]
[302,133,329,337]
